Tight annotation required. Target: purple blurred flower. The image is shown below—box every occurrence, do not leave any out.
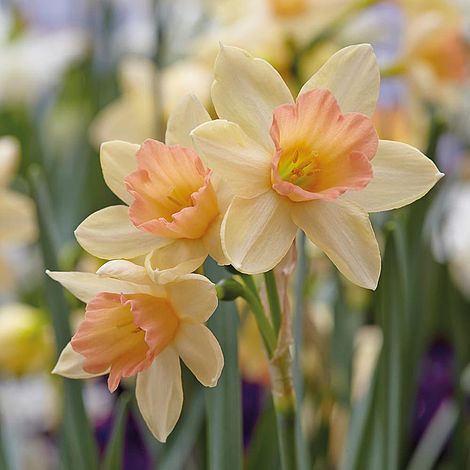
[242,379,265,448]
[412,339,454,445]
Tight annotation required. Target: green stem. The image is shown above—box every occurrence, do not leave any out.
[270,351,298,470]
[240,275,277,357]
[264,270,282,337]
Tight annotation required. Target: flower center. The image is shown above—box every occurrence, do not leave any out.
[270,89,378,202]
[71,292,179,392]
[125,139,220,239]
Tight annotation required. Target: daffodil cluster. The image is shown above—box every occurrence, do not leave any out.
[51,44,442,442]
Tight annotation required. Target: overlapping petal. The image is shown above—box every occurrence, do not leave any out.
[75,205,168,260]
[345,140,444,212]
[136,346,183,442]
[52,342,108,379]
[46,270,152,303]
[174,323,223,387]
[221,191,298,274]
[165,94,211,148]
[211,45,293,151]
[100,140,139,204]
[292,198,381,289]
[191,120,272,198]
[300,44,380,117]
[165,274,218,323]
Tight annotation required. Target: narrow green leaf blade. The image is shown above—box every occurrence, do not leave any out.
[204,259,242,470]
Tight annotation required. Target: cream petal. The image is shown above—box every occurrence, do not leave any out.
[145,239,208,284]
[345,140,444,212]
[0,190,36,243]
[221,191,297,274]
[165,274,218,323]
[165,94,211,149]
[174,323,223,387]
[75,205,168,260]
[203,215,227,265]
[96,260,150,283]
[191,120,272,198]
[291,198,381,289]
[136,346,183,442]
[211,45,293,151]
[0,137,19,186]
[46,270,152,303]
[300,44,380,117]
[100,141,139,204]
[52,342,108,378]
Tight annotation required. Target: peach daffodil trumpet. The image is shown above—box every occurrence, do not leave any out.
[76,95,231,281]
[48,260,223,442]
[191,44,443,289]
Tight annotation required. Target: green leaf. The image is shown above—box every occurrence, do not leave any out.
[204,259,242,470]
[102,393,131,470]
[246,399,281,470]
[29,166,98,470]
[292,232,310,470]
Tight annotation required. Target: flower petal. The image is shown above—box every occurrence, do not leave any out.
[165,94,211,149]
[222,191,298,274]
[174,323,223,387]
[165,274,218,323]
[52,342,108,378]
[100,141,139,204]
[300,44,380,117]
[0,190,36,243]
[75,205,167,260]
[145,239,208,284]
[345,140,444,212]
[203,215,227,265]
[46,271,152,303]
[191,120,272,198]
[292,198,380,289]
[136,346,183,442]
[96,260,150,283]
[212,45,293,151]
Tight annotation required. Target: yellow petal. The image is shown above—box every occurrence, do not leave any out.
[174,323,223,387]
[136,346,183,442]
[165,94,211,149]
[75,205,167,260]
[291,198,380,289]
[300,44,380,117]
[46,270,152,303]
[212,45,293,151]
[100,141,139,204]
[145,239,208,284]
[191,120,272,198]
[165,274,218,323]
[0,137,19,186]
[52,342,108,378]
[0,190,36,243]
[222,191,297,274]
[345,140,444,212]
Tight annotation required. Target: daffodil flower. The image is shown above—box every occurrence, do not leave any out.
[49,260,223,442]
[77,95,231,282]
[191,44,443,289]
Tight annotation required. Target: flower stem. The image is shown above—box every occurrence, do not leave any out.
[264,270,282,337]
[270,350,298,470]
[240,275,277,357]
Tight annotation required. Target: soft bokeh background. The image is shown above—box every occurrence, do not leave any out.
[0,0,469,469]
